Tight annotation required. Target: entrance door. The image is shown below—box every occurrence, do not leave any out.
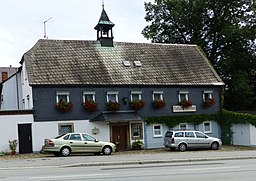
[18,123,33,154]
[112,125,128,151]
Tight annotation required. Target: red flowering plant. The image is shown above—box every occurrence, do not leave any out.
[55,99,73,113]
[152,100,166,109]
[203,98,216,107]
[83,100,97,113]
[129,100,145,110]
[9,139,18,155]
[179,99,192,109]
[107,101,121,111]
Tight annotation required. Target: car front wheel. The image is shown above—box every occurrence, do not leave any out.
[102,146,112,155]
[211,142,219,150]
[60,147,71,157]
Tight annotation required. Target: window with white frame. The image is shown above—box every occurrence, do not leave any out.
[203,121,212,133]
[179,91,189,102]
[153,91,164,101]
[107,91,118,102]
[83,91,95,102]
[131,91,142,101]
[131,123,143,139]
[179,123,188,130]
[153,124,162,137]
[56,92,70,103]
[203,91,213,101]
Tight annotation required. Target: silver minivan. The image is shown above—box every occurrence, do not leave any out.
[164,130,222,151]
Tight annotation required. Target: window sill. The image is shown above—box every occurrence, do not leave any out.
[153,135,162,138]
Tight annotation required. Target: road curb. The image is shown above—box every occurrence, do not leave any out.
[61,155,256,168]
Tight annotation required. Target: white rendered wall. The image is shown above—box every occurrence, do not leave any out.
[32,120,110,152]
[21,62,33,109]
[0,114,33,153]
[1,74,19,110]
[0,114,110,153]
[1,64,32,111]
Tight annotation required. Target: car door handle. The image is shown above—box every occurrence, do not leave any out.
[70,142,73,144]
[84,142,87,144]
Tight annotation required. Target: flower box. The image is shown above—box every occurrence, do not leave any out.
[129,100,145,110]
[152,100,166,109]
[179,100,192,109]
[203,98,216,107]
[55,99,73,113]
[107,101,121,111]
[83,100,97,113]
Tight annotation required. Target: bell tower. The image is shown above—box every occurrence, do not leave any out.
[94,4,115,47]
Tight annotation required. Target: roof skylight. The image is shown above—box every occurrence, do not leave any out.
[123,60,131,67]
[134,60,142,67]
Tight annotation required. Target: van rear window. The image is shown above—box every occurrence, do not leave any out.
[165,131,173,138]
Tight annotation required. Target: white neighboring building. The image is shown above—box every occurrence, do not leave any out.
[0,66,18,83]
[1,63,33,110]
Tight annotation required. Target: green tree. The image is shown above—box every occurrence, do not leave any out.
[143,0,256,110]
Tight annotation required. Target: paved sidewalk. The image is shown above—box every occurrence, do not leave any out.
[1,149,256,169]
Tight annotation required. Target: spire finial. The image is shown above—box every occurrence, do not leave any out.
[102,0,104,9]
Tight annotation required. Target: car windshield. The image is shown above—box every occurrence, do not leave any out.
[82,134,96,141]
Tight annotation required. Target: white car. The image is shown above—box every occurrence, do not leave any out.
[164,130,222,151]
[42,133,116,156]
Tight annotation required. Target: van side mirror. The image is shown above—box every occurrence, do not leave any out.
[95,139,99,142]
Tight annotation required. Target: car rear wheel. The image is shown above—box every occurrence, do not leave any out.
[211,142,219,150]
[102,146,112,155]
[60,147,71,157]
[178,143,187,152]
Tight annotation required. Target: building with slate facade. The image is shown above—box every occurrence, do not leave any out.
[0,6,224,152]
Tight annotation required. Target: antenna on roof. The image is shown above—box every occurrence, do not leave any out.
[43,17,53,39]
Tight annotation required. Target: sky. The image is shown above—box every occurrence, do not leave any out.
[0,0,154,67]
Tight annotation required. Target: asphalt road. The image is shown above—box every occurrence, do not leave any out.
[1,159,256,181]
[1,148,256,169]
